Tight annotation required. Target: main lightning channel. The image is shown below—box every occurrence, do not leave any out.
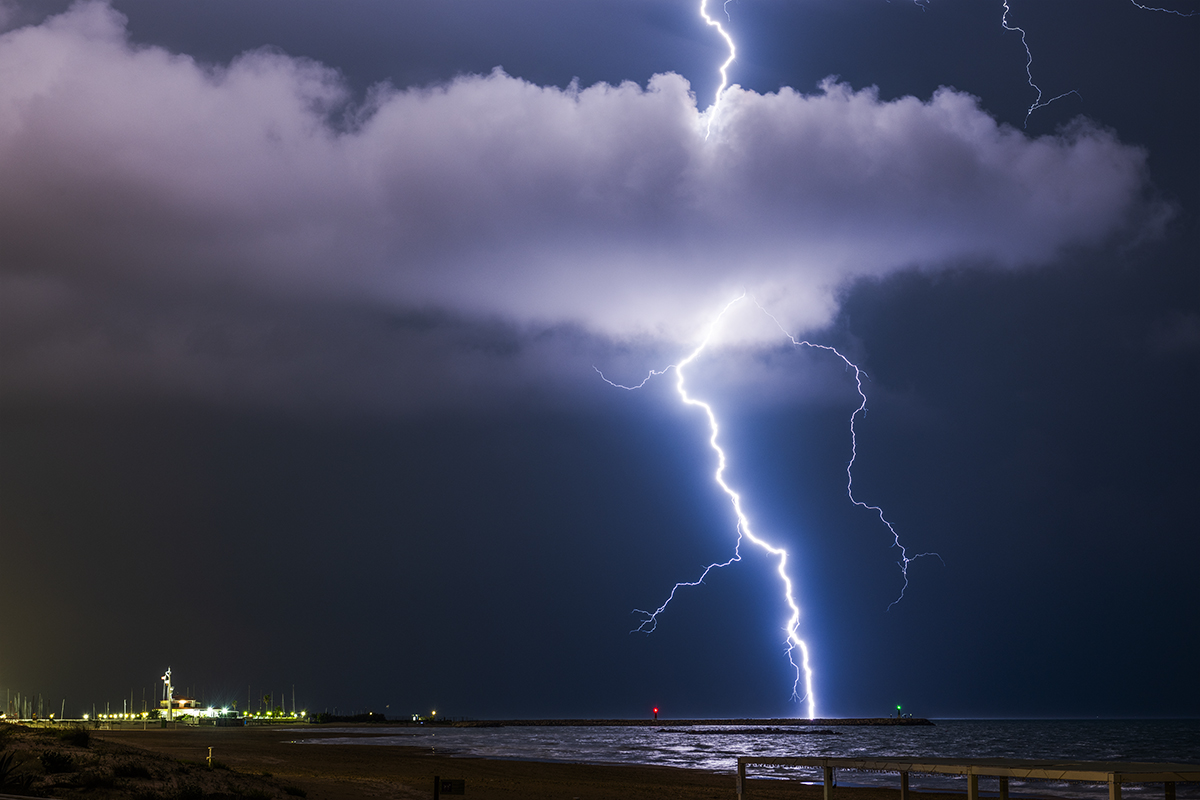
[596,295,815,719]
[699,0,737,139]
[596,296,943,716]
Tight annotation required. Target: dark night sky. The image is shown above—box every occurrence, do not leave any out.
[0,0,1196,721]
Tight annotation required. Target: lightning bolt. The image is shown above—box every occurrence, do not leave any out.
[597,296,943,717]
[597,295,815,718]
[1126,1,1197,16]
[1000,1,1081,126]
[699,0,738,139]
[998,0,1195,124]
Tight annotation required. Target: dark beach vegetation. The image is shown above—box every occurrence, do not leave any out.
[0,722,311,798]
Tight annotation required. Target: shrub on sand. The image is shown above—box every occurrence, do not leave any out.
[59,725,91,748]
[39,749,75,773]
[113,760,153,779]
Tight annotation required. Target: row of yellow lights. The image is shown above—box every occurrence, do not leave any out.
[0,709,311,721]
[80,710,309,720]
[0,714,55,719]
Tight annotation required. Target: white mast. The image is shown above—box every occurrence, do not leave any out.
[161,667,173,723]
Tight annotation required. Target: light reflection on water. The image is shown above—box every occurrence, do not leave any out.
[293,720,1200,800]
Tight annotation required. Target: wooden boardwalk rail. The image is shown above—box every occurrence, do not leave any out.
[735,757,1200,800]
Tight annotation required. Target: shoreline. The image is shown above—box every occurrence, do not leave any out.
[91,725,950,800]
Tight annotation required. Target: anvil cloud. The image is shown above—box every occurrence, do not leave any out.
[0,2,1155,404]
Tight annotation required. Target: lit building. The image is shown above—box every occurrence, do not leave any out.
[160,696,203,717]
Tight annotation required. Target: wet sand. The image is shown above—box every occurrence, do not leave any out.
[94,725,952,800]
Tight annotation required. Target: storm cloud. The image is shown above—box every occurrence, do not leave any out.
[0,2,1159,405]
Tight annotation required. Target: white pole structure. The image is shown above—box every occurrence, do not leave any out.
[161,667,173,723]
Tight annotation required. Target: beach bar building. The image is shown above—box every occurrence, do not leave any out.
[160,696,204,716]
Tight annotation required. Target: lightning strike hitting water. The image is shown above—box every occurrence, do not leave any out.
[596,297,942,717]
[699,0,737,138]
[597,295,814,718]
[1000,1,1081,126]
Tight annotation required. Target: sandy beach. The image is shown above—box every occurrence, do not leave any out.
[86,725,946,800]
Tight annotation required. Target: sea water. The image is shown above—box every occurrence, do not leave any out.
[294,719,1200,799]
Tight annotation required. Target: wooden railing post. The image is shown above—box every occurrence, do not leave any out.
[824,766,835,800]
[901,771,909,800]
